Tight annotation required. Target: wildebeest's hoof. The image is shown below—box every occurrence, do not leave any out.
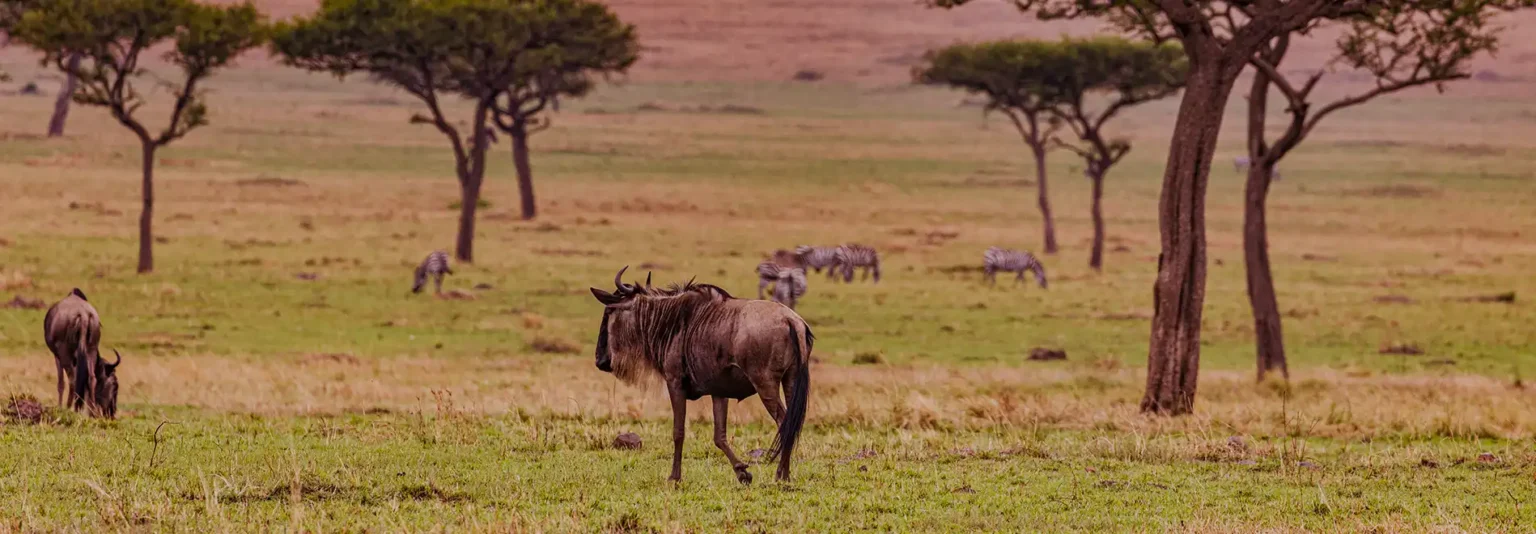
[735,468,753,485]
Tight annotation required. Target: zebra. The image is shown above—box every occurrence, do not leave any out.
[834,244,880,283]
[793,245,842,281]
[983,247,1047,288]
[770,267,808,309]
[412,250,453,295]
[1233,156,1282,181]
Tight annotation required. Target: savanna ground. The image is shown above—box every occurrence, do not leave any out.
[3,3,1536,530]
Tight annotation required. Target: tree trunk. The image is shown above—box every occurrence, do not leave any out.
[1032,144,1058,254]
[1088,172,1105,271]
[138,142,156,274]
[1245,163,1287,381]
[455,177,482,263]
[1141,60,1240,416]
[511,123,536,220]
[47,54,81,138]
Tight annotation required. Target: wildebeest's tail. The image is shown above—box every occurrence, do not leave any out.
[769,321,813,477]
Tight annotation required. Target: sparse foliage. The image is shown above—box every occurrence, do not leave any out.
[10,0,267,273]
[1242,0,1528,382]
[917,41,1068,254]
[275,0,637,260]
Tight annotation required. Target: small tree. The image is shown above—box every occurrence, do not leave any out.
[916,41,1067,254]
[932,0,1531,415]
[1045,38,1185,271]
[1241,1,1520,382]
[11,0,266,273]
[277,0,636,259]
[491,8,638,220]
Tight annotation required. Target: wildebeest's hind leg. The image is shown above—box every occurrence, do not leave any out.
[750,375,787,425]
[712,397,752,485]
[55,358,66,408]
[666,383,688,482]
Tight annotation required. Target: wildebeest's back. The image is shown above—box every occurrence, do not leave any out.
[676,299,807,400]
[44,294,100,366]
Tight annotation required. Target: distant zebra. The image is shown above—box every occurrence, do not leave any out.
[756,250,802,299]
[983,247,1047,288]
[412,251,453,294]
[1233,156,1282,181]
[794,245,842,281]
[771,267,808,309]
[835,244,881,283]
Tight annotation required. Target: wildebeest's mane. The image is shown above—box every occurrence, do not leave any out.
[607,283,735,384]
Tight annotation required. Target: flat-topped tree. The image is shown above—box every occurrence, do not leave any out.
[492,5,637,221]
[11,0,266,274]
[916,41,1068,254]
[1241,0,1524,382]
[276,0,636,260]
[1043,37,1185,271]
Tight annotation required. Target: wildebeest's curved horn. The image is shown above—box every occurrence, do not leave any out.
[645,272,652,288]
[108,349,122,368]
[614,266,629,288]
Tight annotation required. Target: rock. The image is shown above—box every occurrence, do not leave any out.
[613,432,643,450]
[294,272,321,281]
[1379,343,1424,355]
[1028,348,1067,361]
[3,394,46,424]
[1477,452,1498,464]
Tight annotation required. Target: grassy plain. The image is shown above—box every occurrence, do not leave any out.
[1,53,1535,531]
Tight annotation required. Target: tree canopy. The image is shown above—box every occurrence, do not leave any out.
[273,0,637,261]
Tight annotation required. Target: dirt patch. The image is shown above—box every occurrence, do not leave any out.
[236,175,307,187]
[1379,344,1424,356]
[1028,348,1067,361]
[922,230,960,246]
[1343,185,1441,199]
[294,272,321,281]
[68,201,122,216]
[4,295,45,309]
[529,336,581,354]
[1095,312,1151,321]
[634,102,764,115]
[1453,292,1516,303]
[1301,253,1337,262]
[1373,294,1415,304]
[930,265,984,275]
[942,177,1036,188]
[440,290,476,300]
[533,248,603,257]
[578,198,700,214]
[302,353,361,366]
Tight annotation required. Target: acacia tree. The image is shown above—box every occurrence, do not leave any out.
[931,0,1531,415]
[491,8,638,221]
[1242,2,1520,381]
[1046,37,1185,271]
[12,0,266,273]
[277,0,636,260]
[2,0,91,138]
[916,41,1067,254]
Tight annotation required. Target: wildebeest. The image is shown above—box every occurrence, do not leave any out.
[591,267,813,484]
[42,288,122,418]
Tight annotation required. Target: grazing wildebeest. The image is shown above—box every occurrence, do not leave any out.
[42,288,122,418]
[591,267,813,484]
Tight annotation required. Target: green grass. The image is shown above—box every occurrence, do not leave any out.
[2,65,1535,531]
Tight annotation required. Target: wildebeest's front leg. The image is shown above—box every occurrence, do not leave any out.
[666,381,687,483]
[712,397,752,485]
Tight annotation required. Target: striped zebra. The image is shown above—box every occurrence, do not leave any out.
[771,267,808,309]
[834,244,881,283]
[983,247,1047,288]
[412,250,453,294]
[794,245,842,281]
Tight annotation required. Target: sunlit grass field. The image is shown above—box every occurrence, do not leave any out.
[1,61,1535,531]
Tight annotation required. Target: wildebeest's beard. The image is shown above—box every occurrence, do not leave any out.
[595,308,614,373]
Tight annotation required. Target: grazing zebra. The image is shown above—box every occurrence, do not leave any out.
[771,268,808,309]
[983,247,1047,288]
[412,250,453,294]
[794,245,842,281]
[1233,156,1282,181]
[834,244,881,283]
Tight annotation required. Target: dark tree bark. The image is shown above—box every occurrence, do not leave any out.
[1142,57,1243,415]
[510,122,536,220]
[47,54,80,138]
[137,142,156,273]
[1243,44,1289,382]
[1030,143,1059,254]
[453,102,493,263]
[455,176,482,262]
[1088,173,1104,270]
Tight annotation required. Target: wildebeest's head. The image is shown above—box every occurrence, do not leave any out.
[96,349,122,419]
[590,267,732,380]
